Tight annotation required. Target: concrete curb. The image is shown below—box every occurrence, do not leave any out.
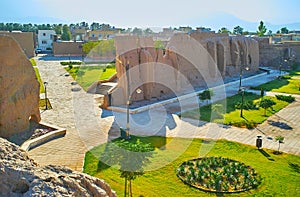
[21,122,66,151]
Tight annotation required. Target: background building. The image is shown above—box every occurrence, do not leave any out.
[37,30,56,51]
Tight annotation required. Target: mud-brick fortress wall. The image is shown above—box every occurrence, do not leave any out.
[0,35,40,138]
[109,32,259,106]
[254,37,300,67]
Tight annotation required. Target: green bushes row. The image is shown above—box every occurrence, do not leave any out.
[234,101,257,110]
[60,61,82,66]
[275,94,295,103]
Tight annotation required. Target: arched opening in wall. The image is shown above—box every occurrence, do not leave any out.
[248,54,252,65]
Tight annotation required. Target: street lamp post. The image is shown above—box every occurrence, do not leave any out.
[240,87,245,117]
[124,61,142,140]
[278,64,282,79]
[239,65,249,92]
[125,62,130,139]
[44,82,48,110]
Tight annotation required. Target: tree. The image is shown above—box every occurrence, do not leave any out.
[154,40,165,50]
[100,138,155,197]
[143,28,154,35]
[53,24,62,35]
[90,22,100,30]
[61,24,71,41]
[280,27,289,34]
[258,98,276,116]
[267,30,273,36]
[233,26,243,35]
[198,89,214,105]
[132,27,143,35]
[218,27,230,34]
[275,135,284,153]
[257,21,267,37]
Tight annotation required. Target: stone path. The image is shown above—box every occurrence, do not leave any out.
[28,56,114,171]
[28,58,300,172]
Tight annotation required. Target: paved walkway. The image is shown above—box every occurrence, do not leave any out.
[28,59,300,172]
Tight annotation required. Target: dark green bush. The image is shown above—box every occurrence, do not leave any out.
[235,101,257,110]
[275,94,295,103]
[60,61,82,66]
[106,64,115,68]
[281,75,292,79]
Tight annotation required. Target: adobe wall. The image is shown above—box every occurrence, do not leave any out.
[53,41,84,56]
[254,38,300,67]
[0,35,41,138]
[109,33,259,106]
[0,32,35,58]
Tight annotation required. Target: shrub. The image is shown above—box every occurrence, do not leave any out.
[235,101,257,110]
[106,64,115,68]
[103,68,107,72]
[60,61,82,66]
[281,75,292,79]
[275,94,295,103]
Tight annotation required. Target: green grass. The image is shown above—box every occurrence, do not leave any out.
[34,67,44,93]
[30,58,37,66]
[83,137,300,196]
[251,71,300,94]
[65,64,116,91]
[181,93,289,128]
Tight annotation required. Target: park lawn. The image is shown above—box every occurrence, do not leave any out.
[65,65,116,91]
[33,67,44,93]
[181,93,289,128]
[252,71,300,94]
[83,136,300,197]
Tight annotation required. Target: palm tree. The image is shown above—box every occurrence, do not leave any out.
[258,98,276,116]
[275,136,284,153]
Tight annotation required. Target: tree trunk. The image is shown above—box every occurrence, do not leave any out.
[129,179,133,197]
[124,177,127,197]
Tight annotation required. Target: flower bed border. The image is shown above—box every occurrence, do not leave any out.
[177,157,261,193]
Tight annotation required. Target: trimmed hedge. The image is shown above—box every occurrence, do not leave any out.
[60,61,82,66]
[275,94,295,103]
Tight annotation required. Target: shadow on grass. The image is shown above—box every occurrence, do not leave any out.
[288,162,300,173]
[258,149,275,161]
[94,135,166,173]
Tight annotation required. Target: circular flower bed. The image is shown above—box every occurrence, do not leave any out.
[177,157,261,193]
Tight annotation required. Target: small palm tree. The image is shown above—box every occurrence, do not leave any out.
[275,135,284,153]
[258,98,276,116]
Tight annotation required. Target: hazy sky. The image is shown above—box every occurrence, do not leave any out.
[1,0,299,29]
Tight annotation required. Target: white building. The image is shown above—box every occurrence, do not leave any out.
[37,30,56,51]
